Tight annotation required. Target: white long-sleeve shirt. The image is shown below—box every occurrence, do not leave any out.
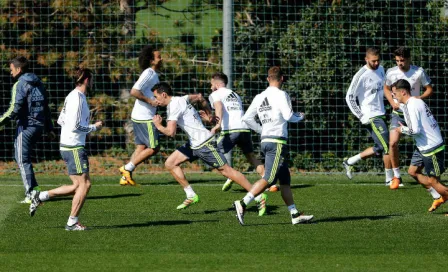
[242,86,303,141]
[58,89,96,148]
[401,97,444,153]
[346,65,385,120]
[208,87,249,131]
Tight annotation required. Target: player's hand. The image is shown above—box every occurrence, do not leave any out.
[392,102,400,110]
[297,112,305,121]
[147,98,159,107]
[95,121,103,131]
[211,125,221,135]
[360,115,370,125]
[153,114,162,125]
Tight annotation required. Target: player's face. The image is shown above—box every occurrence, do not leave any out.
[210,78,217,91]
[395,56,411,72]
[10,63,21,79]
[153,90,167,107]
[151,51,163,70]
[391,87,404,103]
[365,53,380,70]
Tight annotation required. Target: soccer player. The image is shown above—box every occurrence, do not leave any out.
[383,46,433,189]
[119,45,162,186]
[29,68,103,231]
[191,72,265,193]
[343,47,392,181]
[0,56,53,203]
[152,82,267,212]
[391,79,447,211]
[233,66,313,225]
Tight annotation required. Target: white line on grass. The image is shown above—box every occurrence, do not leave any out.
[0,183,390,187]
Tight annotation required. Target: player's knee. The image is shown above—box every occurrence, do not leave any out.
[390,140,399,149]
[407,168,418,179]
[164,160,177,170]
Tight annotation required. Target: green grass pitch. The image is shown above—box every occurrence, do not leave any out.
[0,173,447,271]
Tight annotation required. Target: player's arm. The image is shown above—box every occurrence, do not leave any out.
[153,114,177,137]
[279,92,304,123]
[345,74,366,122]
[242,96,262,134]
[130,88,158,107]
[68,94,101,133]
[383,84,399,110]
[188,93,213,123]
[417,84,433,100]
[398,103,421,136]
[210,101,223,134]
[0,82,25,126]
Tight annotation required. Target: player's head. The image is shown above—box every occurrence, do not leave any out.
[391,79,411,103]
[365,47,380,70]
[267,66,283,85]
[152,82,173,107]
[393,46,411,72]
[9,56,29,79]
[138,45,162,71]
[210,72,228,91]
[75,67,94,90]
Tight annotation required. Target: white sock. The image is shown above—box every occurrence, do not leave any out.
[183,185,196,198]
[347,154,362,165]
[393,168,401,178]
[242,192,255,206]
[67,216,78,226]
[254,194,262,202]
[39,191,50,202]
[385,169,394,181]
[287,204,299,215]
[427,187,442,200]
[124,162,136,172]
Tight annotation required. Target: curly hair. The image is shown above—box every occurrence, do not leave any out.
[393,47,411,58]
[138,45,157,71]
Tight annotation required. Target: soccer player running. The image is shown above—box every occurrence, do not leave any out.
[0,56,53,204]
[194,72,266,191]
[119,45,163,186]
[343,47,392,181]
[383,46,433,190]
[233,66,313,225]
[152,82,266,212]
[30,68,103,231]
[391,79,447,211]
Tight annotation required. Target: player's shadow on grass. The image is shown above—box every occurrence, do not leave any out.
[229,184,314,193]
[142,178,224,186]
[202,204,281,215]
[92,219,219,229]
[47,193,143,202]
[313,214,402,223]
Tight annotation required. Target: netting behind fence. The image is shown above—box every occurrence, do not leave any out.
[0,0,447,174]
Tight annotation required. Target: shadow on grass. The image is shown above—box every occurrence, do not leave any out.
[140,178,224,186]
[47,193,143,202]
[229,184,314,193]
[313,214,402,223]
[91,219,219,229]
[201,204,281,215]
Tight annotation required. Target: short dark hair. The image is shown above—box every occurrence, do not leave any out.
[152,82,173,96]
[211,72,228,86]
[394,79,411,94]
[10,56,29,73]
[366,47,380,56]
[268,66,283,82]
[74,67,93,85]
[138,45,157,71]
[393,47,411,58]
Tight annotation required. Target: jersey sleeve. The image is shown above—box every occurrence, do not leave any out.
[65,93,95,133]
[0,81,26,125]
[278,92,303,123]
[132,69,157,91]
[345,71,364,119]
[419,68,431,87]
[385,69,393,86]
[402,99,422,135]
[167,99,183,121]
[242,95,262,133]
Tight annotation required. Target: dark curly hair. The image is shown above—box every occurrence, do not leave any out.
[393,47,411,58]
[138,45,157,71]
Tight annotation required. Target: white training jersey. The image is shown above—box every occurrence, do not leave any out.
[208,87,249,131]
[345,65,385,120]
[167,95,213,148]
[242,86,303,141]
[130,68,159,120]
[57,89,97,148]
[385,65,431,113]
[402,97,443,153]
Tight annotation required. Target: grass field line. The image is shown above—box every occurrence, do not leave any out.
[0,183,389,187]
